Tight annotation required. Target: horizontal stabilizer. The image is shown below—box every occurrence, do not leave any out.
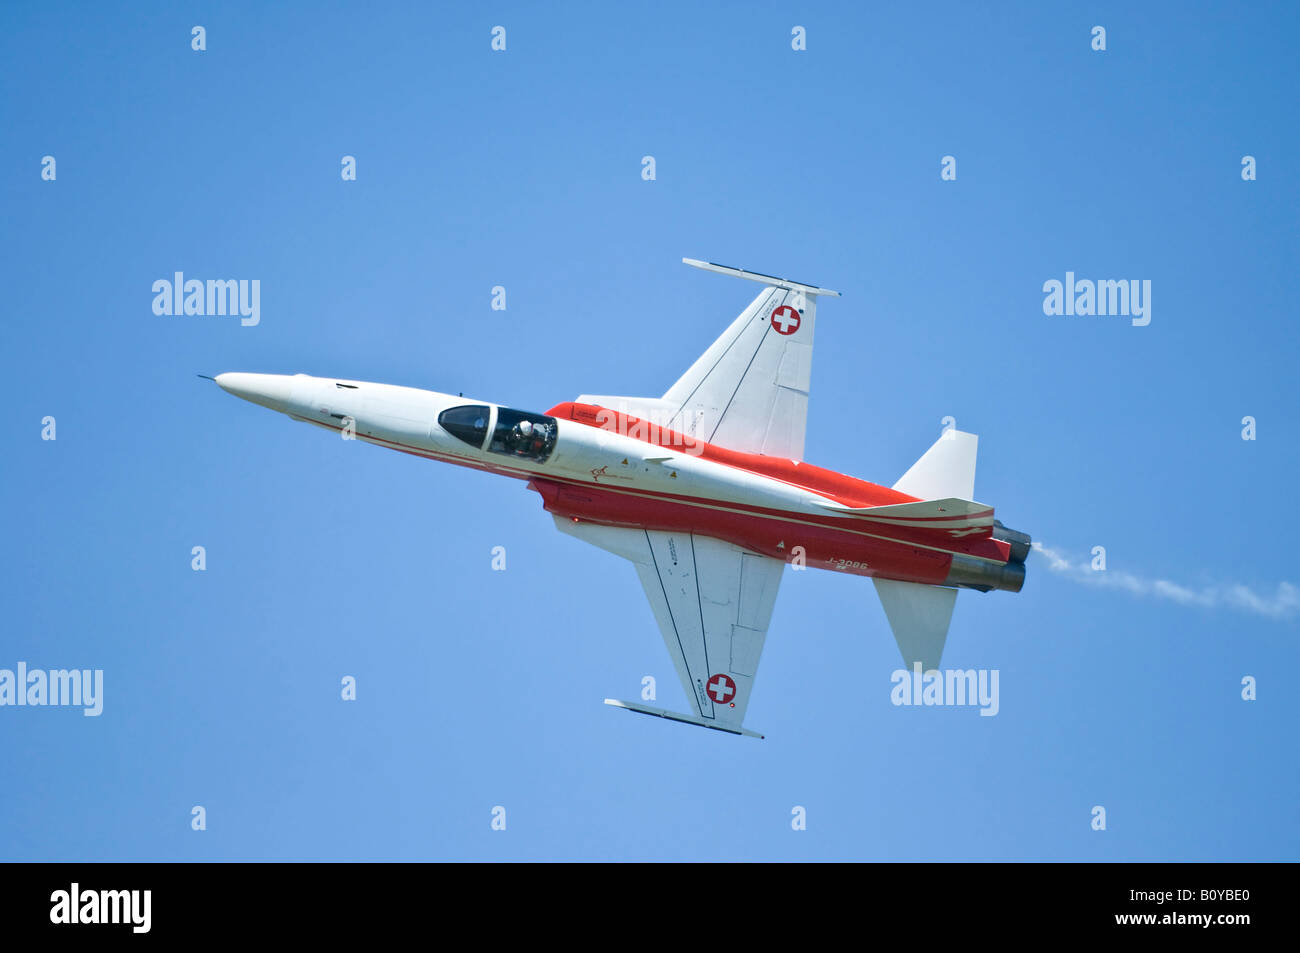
[894,430,978,501]
[872,579,958,671]
[603,699,765,739]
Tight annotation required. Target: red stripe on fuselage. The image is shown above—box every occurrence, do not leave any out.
[531,478,956,584]
[545,401,916,509]
[543,403,1005,555]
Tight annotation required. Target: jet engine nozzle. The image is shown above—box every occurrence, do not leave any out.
[992,520,1032,564]
[944,553,1026,593]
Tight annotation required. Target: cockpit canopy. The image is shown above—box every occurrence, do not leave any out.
[437,404,557,463]
[438,405,490,449]
[489,407,557,462]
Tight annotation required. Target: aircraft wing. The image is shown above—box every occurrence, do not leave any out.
[657,259,840,461]
[554,516,784,738]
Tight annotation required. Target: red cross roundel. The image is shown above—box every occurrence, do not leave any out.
[771,305,801,335]
[707,673,737,704]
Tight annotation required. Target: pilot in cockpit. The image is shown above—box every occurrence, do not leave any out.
[511,419,546,456]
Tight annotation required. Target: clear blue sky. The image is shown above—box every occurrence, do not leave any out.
[3,1,1296,860]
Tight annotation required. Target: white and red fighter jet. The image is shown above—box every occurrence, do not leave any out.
[211,259,1029,738]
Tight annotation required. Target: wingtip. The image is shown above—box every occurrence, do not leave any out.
[603,697,763,738]
[681,257,840,297]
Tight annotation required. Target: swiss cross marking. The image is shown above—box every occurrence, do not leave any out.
[771,305,801,335]
[707,673,737,704]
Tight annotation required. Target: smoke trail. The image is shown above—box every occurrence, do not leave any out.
[1030,543,1300,621]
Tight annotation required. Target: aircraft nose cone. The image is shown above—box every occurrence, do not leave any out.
[215,372,300,413]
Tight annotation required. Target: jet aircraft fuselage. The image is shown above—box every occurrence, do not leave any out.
[214,373,1027,594]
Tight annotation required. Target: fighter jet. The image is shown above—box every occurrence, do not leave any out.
[211,258,1029,738]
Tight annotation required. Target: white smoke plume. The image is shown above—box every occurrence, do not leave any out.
[1030,543,1300,621]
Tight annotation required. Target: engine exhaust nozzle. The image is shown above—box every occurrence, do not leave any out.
[944,553,1026,593]
[992,520,1032,564]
